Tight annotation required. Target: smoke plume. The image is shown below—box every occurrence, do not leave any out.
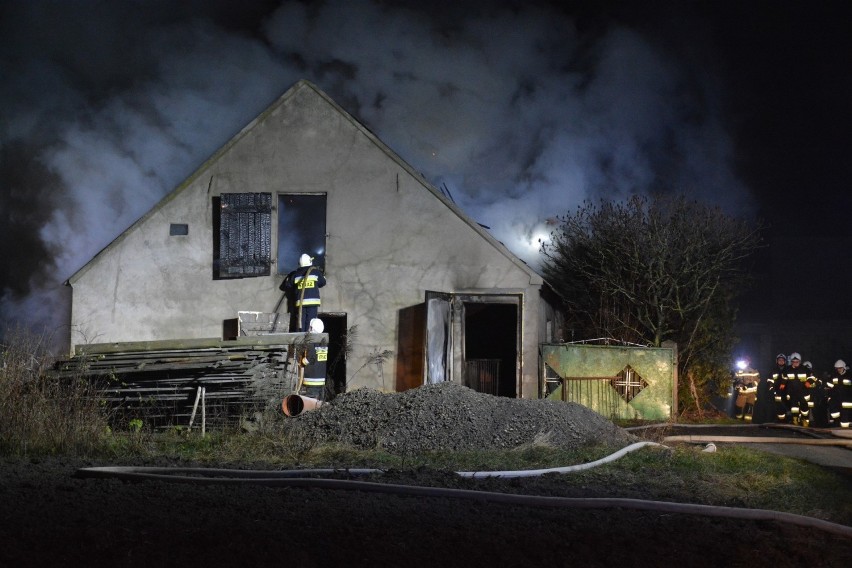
[0,0,751,350]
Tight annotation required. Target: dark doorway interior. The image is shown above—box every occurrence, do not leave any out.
[463,302,518,397]
[319,313,347,399]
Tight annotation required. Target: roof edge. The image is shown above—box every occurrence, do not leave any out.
[300,83,544,285]
[67,80,317,286]
[67,80,543,287]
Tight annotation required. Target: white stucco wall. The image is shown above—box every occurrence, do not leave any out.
[69,81,545,397]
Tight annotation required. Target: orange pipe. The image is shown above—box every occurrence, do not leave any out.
[282,394,323,417]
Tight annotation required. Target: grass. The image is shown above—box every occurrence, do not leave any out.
[2,329,850,527]
[87,426,852,524]
[566,444,852,523]
[0,328,111,456]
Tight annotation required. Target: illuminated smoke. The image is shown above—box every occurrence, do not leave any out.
[0,0,750,349]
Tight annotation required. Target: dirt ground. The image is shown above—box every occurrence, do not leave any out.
[1,452,851,568]
[2,387,851,567]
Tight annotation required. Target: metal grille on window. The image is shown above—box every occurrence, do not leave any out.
[219,193,272,278]
[610,365,648,403]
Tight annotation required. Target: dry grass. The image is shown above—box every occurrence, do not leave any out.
[0,327,111,455]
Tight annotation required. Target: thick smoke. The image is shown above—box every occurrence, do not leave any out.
[0,0,750,350]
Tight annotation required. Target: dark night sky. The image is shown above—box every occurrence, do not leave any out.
[707,2,852,321]
[1,0,851,349]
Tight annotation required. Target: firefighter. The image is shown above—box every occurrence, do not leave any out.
[768,353,790,423]
[280,253,326,332]
[298,318,329,401]
[801,361,823,427]
[734,375,758,420]
[752,371,774,424]
[785,353,808,425]
[827,359,852,428]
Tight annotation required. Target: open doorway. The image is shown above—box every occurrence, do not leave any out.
[462,301,519,397]
[423,292,521,397]
[318,313,347,399]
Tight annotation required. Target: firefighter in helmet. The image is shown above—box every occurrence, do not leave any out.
[827,359,852,428]
[768,353,790,423]
[298,318,329,401]
[733,361,759,420]
[801,361,822,427]
[785,353,809,425]
[280,253,326,332]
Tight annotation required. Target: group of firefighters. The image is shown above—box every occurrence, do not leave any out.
[735,352,852,428]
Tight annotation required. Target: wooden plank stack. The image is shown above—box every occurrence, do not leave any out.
[50,335,320,430]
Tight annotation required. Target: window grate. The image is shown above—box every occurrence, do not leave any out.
[610,365,648,403]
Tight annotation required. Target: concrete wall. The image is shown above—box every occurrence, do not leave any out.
[69,81,546,397]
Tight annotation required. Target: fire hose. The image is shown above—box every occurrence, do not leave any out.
[75,440,852,538]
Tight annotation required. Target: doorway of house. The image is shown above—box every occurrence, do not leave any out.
[462,300,519,397]
[424,292,521,397]
[319,313,347,399]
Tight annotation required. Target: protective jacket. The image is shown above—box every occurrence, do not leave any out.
[281,266,326,307]
[784,363,810,423]
[769,363,790,422]
[827,370,852,427]
[807,374,830,428]
[752,376,775,424]
[297,342,329,401]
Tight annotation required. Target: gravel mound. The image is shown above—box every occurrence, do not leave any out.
[287,382,636,452]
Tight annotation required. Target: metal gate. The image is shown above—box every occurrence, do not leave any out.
[551,376,621,420]
[465,359,499,395]
[541,343,675,420]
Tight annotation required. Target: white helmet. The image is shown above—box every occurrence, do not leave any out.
[299,253,313,267]
[308,318,324,333]
[789,352,801,361]
[803,361,812,370]
[835,359,847,369]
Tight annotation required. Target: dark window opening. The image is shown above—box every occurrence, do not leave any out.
[278,194,327,274]
[170,223,189,236]
[215,193,272,279]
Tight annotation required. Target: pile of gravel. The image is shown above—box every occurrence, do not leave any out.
[286,382,636,453]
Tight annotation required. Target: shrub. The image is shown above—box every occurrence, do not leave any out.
[0,327,111,455]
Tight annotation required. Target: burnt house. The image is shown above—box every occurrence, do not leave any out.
[66,80,564,399]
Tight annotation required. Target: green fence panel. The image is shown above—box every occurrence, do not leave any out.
[541,344,675,420]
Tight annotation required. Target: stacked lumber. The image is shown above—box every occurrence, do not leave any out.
[50,336,315,429]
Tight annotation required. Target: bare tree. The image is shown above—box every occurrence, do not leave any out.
[541,195,762,413]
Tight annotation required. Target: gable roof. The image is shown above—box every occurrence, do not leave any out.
[67,80,542,286]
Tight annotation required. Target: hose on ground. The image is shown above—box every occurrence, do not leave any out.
[75,440,852,538]
[624,422,852,446]
[456,440,664,478]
